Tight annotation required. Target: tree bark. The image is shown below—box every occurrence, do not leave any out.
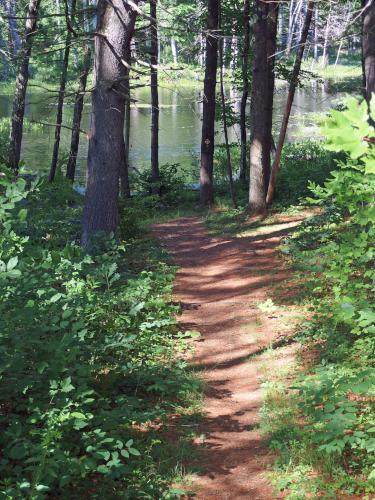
[150,0,160,194]
[200,0,219,206]
[49,0,76,182]
[81,0,138,249]
[363,0,375,102]
[248,0,278,213]
[239,0,250,183]
[66,43,91,182]
[266,1,315,206]
[8,0,41,172]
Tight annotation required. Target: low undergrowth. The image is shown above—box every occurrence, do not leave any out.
[260,98,375,497]
[0,173,202,498]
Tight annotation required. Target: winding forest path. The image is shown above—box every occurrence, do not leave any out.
[154,215,301,499]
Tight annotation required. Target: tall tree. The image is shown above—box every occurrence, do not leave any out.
[120,77,131,198]
[362,0,375,102]
[248,0,278,212]
[239,0,250,183]
[200,0,219,205]
[150,0,160,194]
[66,43,91,182]
[266,0,315,205]
[9,0,41,172]
[49,0,77,182]
[82,0,138,248]
[219,19,235,207]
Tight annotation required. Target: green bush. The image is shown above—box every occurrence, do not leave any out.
[275,97,375,495]
[274,140,343,205]
[0,176,200,498]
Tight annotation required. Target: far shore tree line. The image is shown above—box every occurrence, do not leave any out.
[1,0,374,248]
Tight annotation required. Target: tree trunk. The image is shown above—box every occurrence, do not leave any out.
[266,1,315,206]
[81,0,138,249]
[248,0,278,213]
[219,27,236,207]
[8,0,41,172]
[322,6,331,67]
[314,5,319,60]
[66,43,91,182]
[200,0,219,206]
[49,0,76,182]
[150,0,160,194]
[363,0,375,102]
[171,37,178,64]
[239,0,250,183]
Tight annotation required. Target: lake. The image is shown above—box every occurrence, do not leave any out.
[0,81,343,183]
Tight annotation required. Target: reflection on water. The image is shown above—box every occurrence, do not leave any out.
[0,81,343,183]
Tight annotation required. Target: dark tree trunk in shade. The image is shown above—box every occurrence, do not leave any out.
[265,2,278,192]
[266,1,314,206]
[81,0,138,249]
[9,0,41,172]
[150,0,160,194]
[66,43,91,182]
[248,0,278,213]
[239,0,250,183]
[200,0,219,206]
[49,0,77,182]
[120,71,131,198]
[363,0,375,102]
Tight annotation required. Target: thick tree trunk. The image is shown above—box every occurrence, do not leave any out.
[239,0,250,183]
[219,30,236,207]
[150,0,160,194]
[8,0,41,172]
[66,43,91,182]
[49,0,76,182]
[363,0,375,102]
[81,0,138,249]
[248,0,278,213]
[266,1,315,206]
[200,0,219,206]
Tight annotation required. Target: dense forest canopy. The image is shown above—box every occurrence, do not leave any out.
[0,0,374,498]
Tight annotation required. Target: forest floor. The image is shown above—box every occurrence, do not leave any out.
[154,212,308,499]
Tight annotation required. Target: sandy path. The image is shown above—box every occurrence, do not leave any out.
[154,216,298,499]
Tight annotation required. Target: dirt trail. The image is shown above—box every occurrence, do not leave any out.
[154,216,300,499]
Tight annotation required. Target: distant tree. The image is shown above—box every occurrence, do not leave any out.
[150,0,160,194]
[49,0,77,182]
[66,43,91,182]
[9,0,41,172]
[239,0,250,183]
[266,0,315,206]
[82,0,138,249]
[200,0,219,205]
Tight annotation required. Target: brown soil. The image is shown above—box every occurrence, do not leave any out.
[154,215,301,499]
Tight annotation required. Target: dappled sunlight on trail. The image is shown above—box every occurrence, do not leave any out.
[154,217,300,499]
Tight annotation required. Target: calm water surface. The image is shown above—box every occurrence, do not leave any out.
[0,82,342,183]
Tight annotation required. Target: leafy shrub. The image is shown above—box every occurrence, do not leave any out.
[275,97,375,494]
[0,176,200,497]
[274,140,343,205]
